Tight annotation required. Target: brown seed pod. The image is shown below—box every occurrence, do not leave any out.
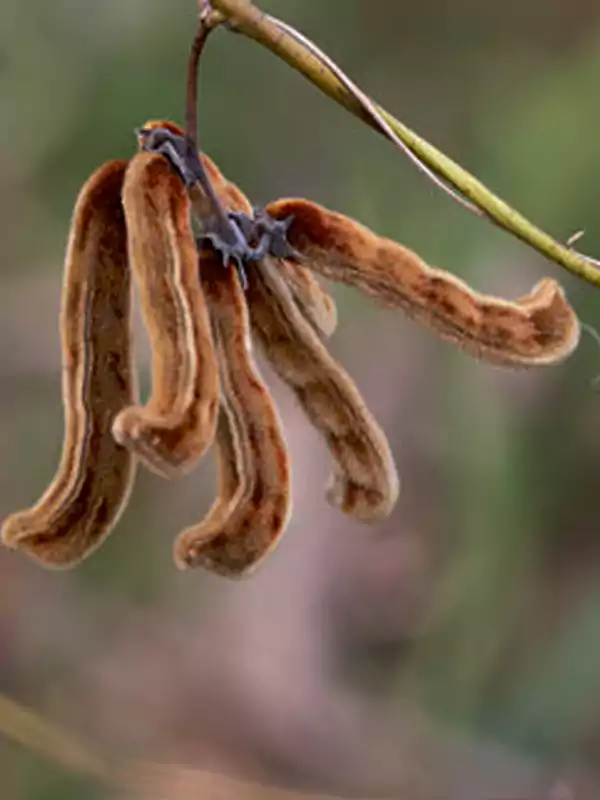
[174,251,292,578]
[265,198,581,367]
[247,255,399,522]
[1,160,137,567]
[112,151,220,477]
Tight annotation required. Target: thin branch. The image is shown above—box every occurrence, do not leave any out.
[0,692,349,800]
[186,4,225,147]
[269,15,486,222]
[184,8,246,247]
[0,694,115,782]
[208,0,600,289]
[185,24,210,147]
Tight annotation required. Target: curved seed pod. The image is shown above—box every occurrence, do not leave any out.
[175,251,291,578]
[1,160,137,567]
[265,199,581,367]
[112,152,220,477]
[247,255,399,522]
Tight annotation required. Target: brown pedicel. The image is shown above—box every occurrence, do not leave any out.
[265,199,581,367]
[1,160,137,567]
[112,151,220,477]
[175,251,292,578]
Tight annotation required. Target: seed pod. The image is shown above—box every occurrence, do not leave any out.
[112,152,220,477]
[2,160,137,567]
[175,251,292,578]
[265,199,581,367]
[247,255,399,521]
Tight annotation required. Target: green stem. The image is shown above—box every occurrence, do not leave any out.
[0,692,346,799]
[209,0,600,289]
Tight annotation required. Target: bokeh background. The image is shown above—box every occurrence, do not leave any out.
[2,1,600,798]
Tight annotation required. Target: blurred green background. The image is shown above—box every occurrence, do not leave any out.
[2,1,600,798]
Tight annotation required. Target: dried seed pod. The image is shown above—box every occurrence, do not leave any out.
[175,251,292,578]
[1,160,137,567]
[112,152,220,477]
[247,255,399,522]
[265,199,581,367]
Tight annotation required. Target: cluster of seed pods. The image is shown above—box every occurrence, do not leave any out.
[0,121,580,577]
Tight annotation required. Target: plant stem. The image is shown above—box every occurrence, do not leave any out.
[0,694,114,782]
[208,0,600,289]
[185,23,210,148]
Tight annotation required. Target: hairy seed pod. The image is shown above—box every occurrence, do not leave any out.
[1,160,137,567]
[175,251,292,578]
[247,255,399,521]
[265,199,581,367]
[112,152,220,477]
